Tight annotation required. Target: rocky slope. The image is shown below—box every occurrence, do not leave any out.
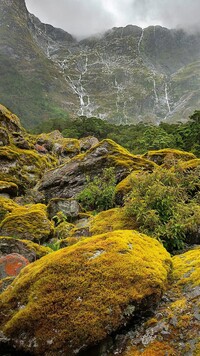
[0,106,200,355]
[1,0,200,128]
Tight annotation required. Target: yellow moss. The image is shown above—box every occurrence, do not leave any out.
[72,139,157,171]
[0,197,19,222]
[124,341,176,355]
[54,221,75,240]
[88,208,137,236]
[172,247,200,287]
[115,171,141,196]
[143,149,196,166]
[170,298,186,311]
[177,159,200,170]
[0,204,54,242]
[0,145,57,188]
[0,104,23,131]
[194,340,200,356]
[0,230,171,355]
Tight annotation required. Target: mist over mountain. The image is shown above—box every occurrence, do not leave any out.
[1,0,200,128]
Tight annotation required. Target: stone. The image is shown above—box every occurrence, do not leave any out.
[38,139,156,201]
[0,230,171,355]
[0,236,52,262]
[0,253,29,279]
[0,203,54,243]
[47,198,81,219]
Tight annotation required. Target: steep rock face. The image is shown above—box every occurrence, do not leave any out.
[0,0,76,128]
[38,139,156,201]
[0,230,171,355]
[1,0,200,126]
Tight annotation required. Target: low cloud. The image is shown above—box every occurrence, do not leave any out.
[25,0,200,38]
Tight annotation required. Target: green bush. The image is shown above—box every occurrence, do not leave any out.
[77,168,116,212]
[124,166,200,251]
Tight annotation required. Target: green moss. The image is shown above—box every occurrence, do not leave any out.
[0,230,171,354]
[0,204,54,242]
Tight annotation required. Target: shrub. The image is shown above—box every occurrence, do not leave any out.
[77,168,116,212]
[124,166,200,251]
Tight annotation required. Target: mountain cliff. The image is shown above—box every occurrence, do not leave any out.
[1,0,200,128]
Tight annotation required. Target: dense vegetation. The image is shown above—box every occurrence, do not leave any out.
[34,110,200,156]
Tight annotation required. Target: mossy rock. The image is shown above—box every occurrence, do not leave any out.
[39,139,157,201]
[54,221,75,240]
[177,158,200,171]
[115,171,141,205]
[70,208,137,236]
[47,198,80,220]
[0,230,171,355]
[120,247,200,355]
[0,197,19,223]
[0,104,23,134]
[0,145,57,192]
[0,204,54,243]
[0,236,52,262]
[143,149,196,166]
[0,181,18,197]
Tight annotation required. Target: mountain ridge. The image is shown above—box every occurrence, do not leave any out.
[1,0,200,127]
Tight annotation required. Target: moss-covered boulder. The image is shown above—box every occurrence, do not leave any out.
[68,208,137,238]
[39,139,156,201]
[0,104,23,134]
[143,148,196,166]
[0,204,54,243]
[0,145,56,192]
[0,230,171,355]
[0,236,52,262]
[120,247,200,356]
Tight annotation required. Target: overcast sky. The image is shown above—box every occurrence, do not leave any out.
[25,0,200,39]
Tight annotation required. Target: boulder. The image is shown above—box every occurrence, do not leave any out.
[143,148,196,166]
[0,127,10,146]
[0,104,23,134]
[39,139,156,201]
[0,145,57,193]
[79,136,99,152]
[0,204,54,243]
[0,181,18,198]
[47,198,81,220]
[120,247,200,356]
[0,253,29,279]
[0,236,52,262]
[0,230,171,355]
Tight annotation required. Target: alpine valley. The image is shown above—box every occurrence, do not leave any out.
[1,0,200,129]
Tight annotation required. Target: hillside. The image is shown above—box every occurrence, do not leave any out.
[0,105,200,355]
[1,0,200,128]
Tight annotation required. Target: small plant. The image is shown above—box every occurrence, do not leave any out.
[77,168,116,212]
